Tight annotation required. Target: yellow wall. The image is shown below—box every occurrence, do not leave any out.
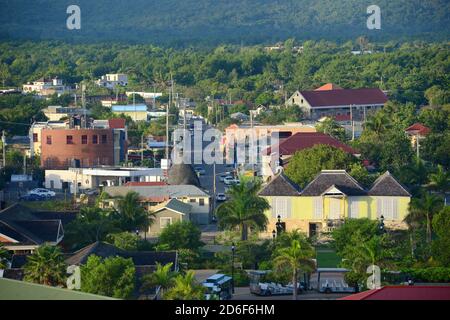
[262,195,410,236]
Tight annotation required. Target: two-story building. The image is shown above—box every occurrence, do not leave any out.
[258,170,411,237]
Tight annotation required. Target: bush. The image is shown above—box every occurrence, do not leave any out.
[402,267,450,282]
[158,221,203,250]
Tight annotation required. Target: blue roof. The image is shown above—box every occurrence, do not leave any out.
[112,104,147,112]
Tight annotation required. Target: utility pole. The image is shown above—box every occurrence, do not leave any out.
[212,162,216,216]
[350,104,355,141]
[416,134,420,159]
[133,92,136,122]
[1,130,5,168]
[141,134,144,165]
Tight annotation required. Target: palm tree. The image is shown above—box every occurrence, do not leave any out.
[273,239,315,300]
[0,243,10,269]
[364,111,392,135]
[116,191,155,233]
[216,177,270,241]
[407,193,444,243]
[428,165,450,198]
[24,245,67,286]
[140,262,176,298]
[164,270,205,300]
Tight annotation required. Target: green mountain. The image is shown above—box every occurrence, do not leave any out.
[0,0,448,45]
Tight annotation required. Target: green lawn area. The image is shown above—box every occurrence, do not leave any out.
[315,249,341,268]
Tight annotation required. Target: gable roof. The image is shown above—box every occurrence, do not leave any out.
[104,184,209,200]
[266,132,359,156]
[314,83,343,91]
[368,171,411,197]
[258,173,301,196]
[153,198,192,215]
[0,204,64,246]
[65,241,177,268]
[340,286,450,300]
[405,123,431,136]
[299,88,388,108]
[301,170,366,196]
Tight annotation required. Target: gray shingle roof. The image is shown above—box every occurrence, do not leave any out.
[154,198,192,215]
[258,173,301,196]
[368,171,411,196]
[104,184,209,199]
[168,164,200,187]
[301,170,366,196]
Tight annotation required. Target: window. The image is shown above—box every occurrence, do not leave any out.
[199,198,205,206]
[46,135,52,145]
[349,199,360,218]
[33,133,38,142]
[377,197,399,220]
[271,198,291,219]
[101,135,107,144]
[189,199,196,203]
[66,135,73,144]
[160,217,172,229]
[329,198,341,219]
[81,135,88,144]
[313,197,323,219]
[92,135,98,144]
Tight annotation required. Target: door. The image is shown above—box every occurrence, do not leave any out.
[309,223,317,237]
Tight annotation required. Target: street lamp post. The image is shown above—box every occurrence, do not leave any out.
[276,215,284,236]
[231,242,236,294]
[379,215,385,234]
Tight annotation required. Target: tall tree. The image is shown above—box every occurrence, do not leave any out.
[23,245,67,286]
[115,191,154,232]
[216,177,270,240]
[273,239,315,300]
[407,193,444,243]
[428,165,450,196]
[0,243,10,269]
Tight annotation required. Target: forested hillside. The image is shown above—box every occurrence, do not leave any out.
[0,0,449,45]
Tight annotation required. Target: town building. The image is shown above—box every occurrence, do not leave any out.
[111,104,148,121]
[45,167,164,193]
[223,123,316,165]
[286,83,388,120]
[103,184,210,225]
[42,105,91,121]
[30,117,127,169]
[0,204,76,254]
[258,170,411,237]
[149,198,192,237]
[96,73,128,89]
[22,77,72,97]
[262,132,360,179]
[405,122,431,151]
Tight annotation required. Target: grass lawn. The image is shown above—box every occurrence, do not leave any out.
[315,249,341,268]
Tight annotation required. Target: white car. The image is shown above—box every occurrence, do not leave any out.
[29,188,56,198]
[216,193,227,202]
[223,177,239,185]
[218,172,232,182]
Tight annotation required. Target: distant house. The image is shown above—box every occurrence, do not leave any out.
[22,77,72,97]
[405,123,431,150]
[286,83,388,120]
[149,199,192,237]
[258,170,411,237]
[0,204,76,254]
[262,132,360,179]
[230,112,250,122]
[96,74,128,90]
[103,184,210,225]
[42,106,91,121]
[111,104,148,122]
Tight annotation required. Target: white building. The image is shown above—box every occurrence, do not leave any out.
[22,77,71,97]
[45,167,164,194]
[96,74,128,89]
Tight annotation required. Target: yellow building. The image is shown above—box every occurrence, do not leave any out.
[258,170,411,237]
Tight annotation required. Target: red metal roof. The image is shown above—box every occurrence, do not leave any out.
[124,181,167,187]
[315,83,343,91]
[108,118,126,129]
[266,132,359,156]
[300,88,388,107]
[340,286,450,300]
[405,123,431,136]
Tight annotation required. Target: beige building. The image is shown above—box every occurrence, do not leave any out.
[96,73,128,89]
[148,199,192,237]
[22,77,72,96]
[43,106,90,121]
[103,184,211,225]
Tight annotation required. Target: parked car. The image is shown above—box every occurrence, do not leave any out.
[218,172,232,182]
[224,177,239,185]
[28,188,56,198]
[19,193,47,201]
[216,193,227,202]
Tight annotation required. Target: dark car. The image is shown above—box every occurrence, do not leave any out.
[19,193,47,201]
